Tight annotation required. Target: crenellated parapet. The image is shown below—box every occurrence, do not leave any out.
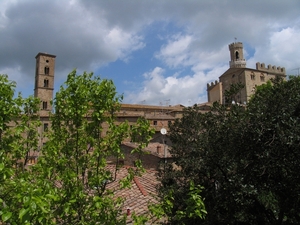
[256,62,285,75]
[207,80,220,90]
[229,42,243,50]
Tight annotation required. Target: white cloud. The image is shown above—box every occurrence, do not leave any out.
[248,26,300,74]
[156,34,193,68]
[104,27,145,62]
[124,64,228,106]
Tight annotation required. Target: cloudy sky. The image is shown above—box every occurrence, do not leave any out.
[1,0,300,106]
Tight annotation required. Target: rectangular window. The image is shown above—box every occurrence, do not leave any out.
[44,79,49,87]
[44,67,49,75]
[42,101,47,110]
[153,121,157,125]
[251,74,255,80]
[260,76,265,82]
[28,157,36,165]
[44,123,48,131]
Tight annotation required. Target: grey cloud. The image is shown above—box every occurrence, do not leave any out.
[1,0,300,103]
[0,0,142,81]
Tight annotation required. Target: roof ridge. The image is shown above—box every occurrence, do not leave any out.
[133,176,148,196]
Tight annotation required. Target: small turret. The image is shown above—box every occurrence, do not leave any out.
[229,42,246,68]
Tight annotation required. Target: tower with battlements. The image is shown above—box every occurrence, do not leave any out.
[207,42,286,104]
[229,42,246,68]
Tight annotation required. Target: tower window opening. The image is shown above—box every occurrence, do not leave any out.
[44,123,48,131]
[46,60,49,63]
[44,67,49,75]
[44,79,49,87]
[235,51,239,60]
[42,101,47,110]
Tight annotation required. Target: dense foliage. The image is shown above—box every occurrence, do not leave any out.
[159,77,300,225]
[0,71,153,224]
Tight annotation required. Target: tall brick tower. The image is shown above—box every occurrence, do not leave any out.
[229,42,246,68]
[34,53,56,116]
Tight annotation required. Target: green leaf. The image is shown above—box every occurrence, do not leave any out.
[2,211,12,222]
[19,208,29,219]
[0,163,4,171]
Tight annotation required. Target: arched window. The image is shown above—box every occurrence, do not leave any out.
[44,79,49,87]
[235,51,239,60]
[44,67,49,75]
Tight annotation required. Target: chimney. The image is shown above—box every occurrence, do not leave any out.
[127,208,131,216]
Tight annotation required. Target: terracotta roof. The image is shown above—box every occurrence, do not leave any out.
[122,142,172,158]
[121,103,184,110]
[105,165,160,223]
[51,165,160,223]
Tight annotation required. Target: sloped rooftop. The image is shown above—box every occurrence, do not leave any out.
[105,165,161,223]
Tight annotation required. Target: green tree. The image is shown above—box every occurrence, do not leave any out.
[0,71,154,224]
[160,76,300,224]
[238,76,300,224]
[36,70,153,224]
[0,74,20,223]
[0,74,42,223]
[224,82,244,105]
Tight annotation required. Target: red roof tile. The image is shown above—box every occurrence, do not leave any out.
[105,165,160,222]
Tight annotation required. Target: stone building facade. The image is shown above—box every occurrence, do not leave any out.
[31,52,183,165]
[207,42,286,104]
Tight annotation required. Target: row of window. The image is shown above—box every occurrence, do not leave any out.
[232,73,265,82]
[250,74,265,81]
[153,120,171,125]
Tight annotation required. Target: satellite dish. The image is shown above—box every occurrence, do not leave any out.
[160,128,167,135]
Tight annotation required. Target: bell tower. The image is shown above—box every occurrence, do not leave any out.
[34,53,56,116]
[229,42,246,68]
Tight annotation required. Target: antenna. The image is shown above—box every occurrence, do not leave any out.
[165,99,170,106]
[159,101,163,114]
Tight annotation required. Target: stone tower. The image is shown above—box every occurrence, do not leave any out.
[34,53,56,116]
[229,42,246,68]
